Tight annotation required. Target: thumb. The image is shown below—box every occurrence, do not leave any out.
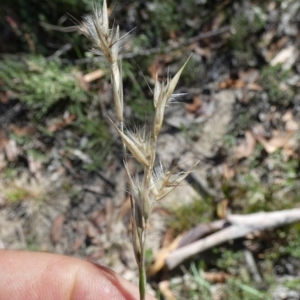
[0,250,156,300]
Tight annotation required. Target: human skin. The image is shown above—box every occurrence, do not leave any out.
[0,250,156,300]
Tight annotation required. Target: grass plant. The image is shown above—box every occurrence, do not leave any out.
[79,1,197,298]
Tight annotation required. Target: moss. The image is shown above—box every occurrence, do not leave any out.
[0,56,89,117]
[283,278,300,290]
[167,197,212,234]
[5,187,30,202]
[213,248,243,272]
[229,4,266,67]
[26,234,40,251]
[3,168,17,179]
[270,224,300,259]
[223,147,300,214]
[260,65,294,106]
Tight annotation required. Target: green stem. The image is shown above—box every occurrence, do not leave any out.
[138,261,146,300]
[138,227,147,300]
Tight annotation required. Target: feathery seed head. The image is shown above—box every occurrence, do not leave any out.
[136,182,152,222]
[167,93,188,105]
[127,127,151,156]
[101,0,108,35]
[109,118,150,167]
[111,25,120,62]
[111,61,123,122]
[79,0,123,64]
[150,161,199,201]
[124,163,153,224]
[153,75,162,109]
[79,1,125,122]
[152,55,191,138]
[165,55,191,101]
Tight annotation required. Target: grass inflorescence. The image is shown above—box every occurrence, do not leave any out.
[79,1,197,298]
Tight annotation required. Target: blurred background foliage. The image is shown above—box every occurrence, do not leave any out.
[0,0,93,55]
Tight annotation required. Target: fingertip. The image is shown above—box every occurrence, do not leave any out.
[74,262,156,300]
[72,263,137,300]
[0,250,157,300]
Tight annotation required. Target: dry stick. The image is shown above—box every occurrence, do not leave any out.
[147,220,225,277]
[47,44,72,60]
[166,208,300,270]
[243,249,262,283]
[123,25,232,59]
[39,22,78,32]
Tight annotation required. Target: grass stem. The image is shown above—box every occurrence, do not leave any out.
[138,227,147,300]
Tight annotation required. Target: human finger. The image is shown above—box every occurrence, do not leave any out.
[0,250,156,300]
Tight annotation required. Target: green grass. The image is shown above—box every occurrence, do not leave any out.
[167,197,212,234]
[5,187,30,202]
[0,56,89,117]
[260,65,294,106]
[170,262,270,300]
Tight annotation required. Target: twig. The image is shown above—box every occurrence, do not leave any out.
[166,208,300,270]
[47,44,72,60]
[39,21,77,32]
[243,249,262,283]
[74,25,232,65]
[122,25,232,59]
[186,25,232,45]
[177,220,225,248]
[96,171,115,188]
